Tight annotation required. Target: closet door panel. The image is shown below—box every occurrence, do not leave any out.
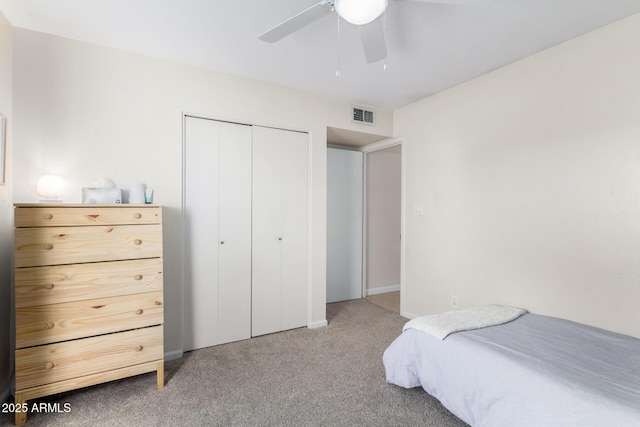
[184,117,220,351]
[252,126,308,335]
[251,127,283,337]
[218,123,252,344]
[326,148,363,303]
[280,131,309,330]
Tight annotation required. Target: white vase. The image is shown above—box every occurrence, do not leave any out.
[129,183,145,204]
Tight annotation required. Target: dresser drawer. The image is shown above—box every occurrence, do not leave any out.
[15,325,163,390]
[16,291,164,348]
[15,224,162,267]
[15,258,163,308]
[15,206,161,227]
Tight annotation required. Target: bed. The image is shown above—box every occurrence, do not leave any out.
[383,306,640,426]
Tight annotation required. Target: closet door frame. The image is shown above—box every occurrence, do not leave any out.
[182,113,313,347]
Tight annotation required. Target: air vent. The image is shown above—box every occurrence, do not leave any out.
[352,106,375,126]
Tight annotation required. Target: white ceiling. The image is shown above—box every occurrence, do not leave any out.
[1,0,640,110]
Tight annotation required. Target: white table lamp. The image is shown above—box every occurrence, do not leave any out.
[37,175,65,203]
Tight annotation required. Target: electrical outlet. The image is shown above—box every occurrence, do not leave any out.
[413,203,424,216]
[450,295,459,308]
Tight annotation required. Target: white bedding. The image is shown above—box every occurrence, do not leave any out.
[384,313,640,426]
[402,305,526,340]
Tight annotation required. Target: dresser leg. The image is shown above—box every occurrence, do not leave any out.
[14,394,27,426]
[156,361,164,389]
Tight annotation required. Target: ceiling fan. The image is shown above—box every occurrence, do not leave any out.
[259,0,496,64]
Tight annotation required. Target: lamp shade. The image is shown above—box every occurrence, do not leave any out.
[37,175,65,202]
[335,0,388,25]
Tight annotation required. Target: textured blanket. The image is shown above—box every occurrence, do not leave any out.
[403,305,527,340]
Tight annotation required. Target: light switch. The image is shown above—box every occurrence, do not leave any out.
[413,203,424,216]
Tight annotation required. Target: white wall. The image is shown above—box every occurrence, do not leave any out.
[0,10,12,402]
[10,29,393,357]
[396,13,640,338]
[366,145,401,294]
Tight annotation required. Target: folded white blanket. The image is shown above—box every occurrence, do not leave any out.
[403,305,527,340]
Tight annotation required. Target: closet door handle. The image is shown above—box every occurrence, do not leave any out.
[278,237,282,241]
[220,241,225,245]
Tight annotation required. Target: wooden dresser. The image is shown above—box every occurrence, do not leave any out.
[13,204,165,426]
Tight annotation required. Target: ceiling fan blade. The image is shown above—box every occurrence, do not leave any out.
[259,1,334,43]
[396,0,496,5]
[360,17,387,63]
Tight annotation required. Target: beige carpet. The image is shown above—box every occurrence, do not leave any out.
[1,299,466,427]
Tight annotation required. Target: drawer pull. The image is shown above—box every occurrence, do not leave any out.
[44,321,55,329]
[134,345,144,352]
[134,213,142,219]
[155,301,163,306]
[43,213,53,220]
[45,362,54,370]
[44,283,55,290]
[92,305,105,310]
[134,239,142,245]
[135,309,144,315]
[43,243,54,250]
[134,274,143,280]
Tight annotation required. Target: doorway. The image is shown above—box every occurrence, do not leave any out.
[326,127,403,314]
[363,142,402,314]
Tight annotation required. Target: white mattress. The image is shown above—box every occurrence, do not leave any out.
[383,313,640,426]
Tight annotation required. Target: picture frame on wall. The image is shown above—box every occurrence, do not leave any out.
[0,115,5,184]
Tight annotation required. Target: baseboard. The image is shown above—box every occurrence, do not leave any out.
[366,285,400,296]
[164,349,183,361]
[308,319,328,329]
[400,310,417,320]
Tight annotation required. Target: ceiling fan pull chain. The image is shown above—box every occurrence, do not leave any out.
[335,11,342,78]
[383,8,388,71]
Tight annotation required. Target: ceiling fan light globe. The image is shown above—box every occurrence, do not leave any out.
[335,0,388,26]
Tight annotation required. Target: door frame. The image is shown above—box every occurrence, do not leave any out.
[360,137,405,316]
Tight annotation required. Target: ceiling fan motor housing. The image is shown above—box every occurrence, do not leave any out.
[335,0,389,25]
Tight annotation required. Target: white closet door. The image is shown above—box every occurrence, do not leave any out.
[252,126,308,336]
[184,116,220,351]
[252,127,283,337]
[217,122,252,344]
[184,117,252,351]
[280,131,308,331]
[327,148,363,303]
